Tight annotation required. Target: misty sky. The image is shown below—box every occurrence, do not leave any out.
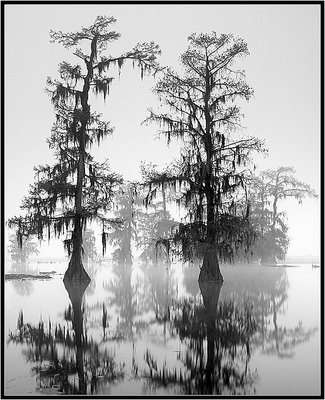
[4,4,321,258]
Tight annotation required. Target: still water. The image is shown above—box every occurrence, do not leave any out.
[4,261,321,396]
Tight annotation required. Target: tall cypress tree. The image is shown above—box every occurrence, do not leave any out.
[249,167,317,264]
[143,33,263,281]
[8,16,160,281]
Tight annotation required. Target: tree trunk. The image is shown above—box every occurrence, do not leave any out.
[199,65,223,283]
[200,185,223,281]
[64,38,96,282]
[64,255,90,281]
[64,216,90,281]
[162,183,167,220]
[199,248,223,282]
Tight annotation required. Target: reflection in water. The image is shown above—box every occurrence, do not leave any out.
[221,266,290,358]
[64,279,89,394]
[248,270,317,359]
[8,278,124,395]
[183,265,318,359]
[103,263,150,340]
[219,267,318,359]
[141,264,178,343]
[11,279,34,296]
[142,265,175,316]
[8,263,39,296]
[7,264,319,396]
[143,281,258,395]
[182,263,201,298]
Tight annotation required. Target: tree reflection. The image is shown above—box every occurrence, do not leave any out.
[64,279,89,393]
[11,279,34,296]
[7,265,318,395]
[140,264,178,342]
[182,263,201,298]
[182,264,318,359]
[8,277,124,395]
[7,263,39,296]
[141,265,318,394]
[211,266,317,359]
[142,280,258,395]
[103,263,150,340]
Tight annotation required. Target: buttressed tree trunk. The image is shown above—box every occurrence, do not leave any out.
[198,248,223,282]
[198,174,224,282]
[64,216,90,281]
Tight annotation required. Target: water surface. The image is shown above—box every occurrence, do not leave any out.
[5,261,320,396]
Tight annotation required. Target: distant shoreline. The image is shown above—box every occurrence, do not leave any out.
[285,256,320,264]
[4,256,320,265]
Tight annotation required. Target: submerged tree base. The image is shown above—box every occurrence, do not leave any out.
[63,260,91,282]
[198,249,223,282]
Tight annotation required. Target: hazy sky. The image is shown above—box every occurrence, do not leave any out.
[4,3,321,258]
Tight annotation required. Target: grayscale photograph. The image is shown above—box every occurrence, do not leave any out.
[2,2,322,397]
